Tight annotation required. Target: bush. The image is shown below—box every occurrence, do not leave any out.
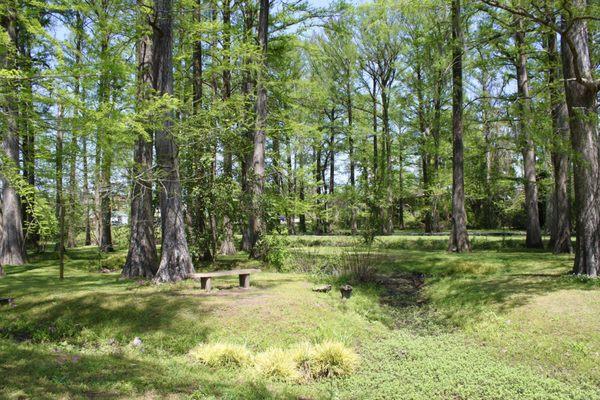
[256,234,290,271]
[254,349,300,382]
[189,343,252,368]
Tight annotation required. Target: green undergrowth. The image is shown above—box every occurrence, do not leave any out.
[1,236,599,399]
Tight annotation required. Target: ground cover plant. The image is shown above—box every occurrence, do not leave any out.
[1,235,599,399]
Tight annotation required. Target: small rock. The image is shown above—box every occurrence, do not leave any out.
[131,337,143,347]
[100,268,111,274]
[312,284,332,293]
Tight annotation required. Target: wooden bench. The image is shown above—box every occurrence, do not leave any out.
[191,269,261,291]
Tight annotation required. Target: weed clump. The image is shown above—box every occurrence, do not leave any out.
[189,343,252,368]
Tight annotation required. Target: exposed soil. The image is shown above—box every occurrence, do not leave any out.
[376,272,426,308]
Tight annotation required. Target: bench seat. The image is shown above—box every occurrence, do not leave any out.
[190,269,261,290]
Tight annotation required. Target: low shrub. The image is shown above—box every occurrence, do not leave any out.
[189,343,252,368]
[256,234,291,271]
[100,253,126,271]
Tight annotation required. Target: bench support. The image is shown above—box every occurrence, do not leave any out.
[200,277,212,291]
[239,274,250,289]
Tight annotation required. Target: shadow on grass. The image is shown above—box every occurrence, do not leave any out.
[0,340,298,399]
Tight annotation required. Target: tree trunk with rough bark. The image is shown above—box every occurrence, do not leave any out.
[56,105,66,279]
[123,13,158,279]
[219,0,236,256]
[152,0,194,282]
[0,10,26,268]
[546,28,572,254]
[248,0,269,258]
[515,18,543,249]
[560,3,600,276]
[448,0,470,252]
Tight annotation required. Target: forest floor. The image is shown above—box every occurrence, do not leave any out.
[1,234,600,399]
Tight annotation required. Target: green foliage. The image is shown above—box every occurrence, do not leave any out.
[100,253,126,271]
[256,234,291,271]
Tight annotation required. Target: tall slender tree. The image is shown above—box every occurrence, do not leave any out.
[248,0,269,257]
[448,0,470,252]
[514,16,542,248]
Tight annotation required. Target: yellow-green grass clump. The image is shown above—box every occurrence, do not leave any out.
[189,342,252,368]
[254,348,301,382]
[309,341,359,378]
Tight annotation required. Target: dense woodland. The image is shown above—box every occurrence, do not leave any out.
[0,0,599,281]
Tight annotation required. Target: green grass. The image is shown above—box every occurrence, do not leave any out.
[1,236,599,399]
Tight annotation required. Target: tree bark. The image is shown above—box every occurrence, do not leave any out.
[448,0,470,252]
[546,28,572,254]
[248,0,269,258]
[56,105,66,279]
[66,11,84,249]
[83,134,91,245]
[152,0,194,282]
[219,0,236,256]
[515,18,543,249]
[560,3,600,276]
[97,33,113,252]
[123,11,158,279]
[0,10,26,268]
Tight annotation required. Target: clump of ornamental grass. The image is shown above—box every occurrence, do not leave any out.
[189,342,252,368]
[189,341,359,381]
[253,348,300,382]
[309,341,359,378]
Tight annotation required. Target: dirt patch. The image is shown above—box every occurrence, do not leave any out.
[376,272,426,308]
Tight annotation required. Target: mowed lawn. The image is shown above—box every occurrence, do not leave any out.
[1,234,600,399]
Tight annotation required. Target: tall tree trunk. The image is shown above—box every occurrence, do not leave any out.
[381,84,393,235]
[0,10,26,268]
[190,0,213,261]
[219,0,236,255]
[56,105,65,279]
[448,0,470,252]
[83,134,91,245]
[248,0,269,258]
[67,12,84,248]
[19,29,38,248]
[152,0,194,282]
[97,33,113,252]
[347,84,357,234]
[240,1,255,252]
[515,18,543,248]
[123,10,158,278]
[560,3,600,276]
[546,28,572,254]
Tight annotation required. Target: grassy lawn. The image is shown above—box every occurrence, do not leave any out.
[1,235,600,399]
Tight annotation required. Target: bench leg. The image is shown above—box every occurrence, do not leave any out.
[200,277,212,291]
[239,274,250,289]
